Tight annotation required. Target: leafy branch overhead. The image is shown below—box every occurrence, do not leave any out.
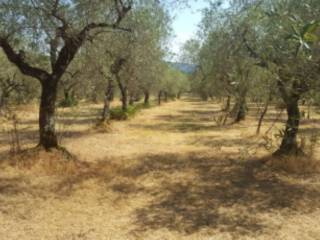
[0,0,132,82]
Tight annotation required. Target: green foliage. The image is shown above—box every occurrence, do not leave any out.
[58,97,78,108]
[159,64,190,97]
[110,103,152,121]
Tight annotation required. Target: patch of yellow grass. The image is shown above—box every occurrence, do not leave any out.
[2,147,83,176]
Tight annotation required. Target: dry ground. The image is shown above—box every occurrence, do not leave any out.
[0,98,320,240]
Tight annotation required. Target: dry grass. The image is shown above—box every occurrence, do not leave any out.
[266,155,320,174]
[1,147,85,176]
[0,98,320,240]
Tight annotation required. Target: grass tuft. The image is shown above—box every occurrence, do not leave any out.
[110,103,153,120]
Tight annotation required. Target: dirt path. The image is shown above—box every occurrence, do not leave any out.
[1,99,320,240]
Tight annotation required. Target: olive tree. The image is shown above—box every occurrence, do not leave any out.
[0,0,132,149]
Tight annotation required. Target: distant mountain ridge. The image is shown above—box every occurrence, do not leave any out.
[167,62,197,74]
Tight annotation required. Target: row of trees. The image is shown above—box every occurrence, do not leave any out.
[183,0,320,155]
[0,0,189,150]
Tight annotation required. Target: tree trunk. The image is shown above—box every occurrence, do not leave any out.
[164,91,168,102]
[177,91,182,99]
[158,90,162,105]
[256,95,271,135]
[0,93,5,109]
[121,87,128,111]
[232,96,247,122]
[224,95,231,111]
[307,101,311,120]
[235,103,246,122]
[129,93,134,106]
[0,88,11,109]
[91,89,98,103]
[39,80,58,149]
[274,98,300,155]
[144,90,150,105]
[63,90,71,106]
[64,90,70,102]
[102,97,111,122]
[101,79,114,122]
[115,74,127,111]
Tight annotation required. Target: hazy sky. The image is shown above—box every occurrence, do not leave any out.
[170,0,209,58]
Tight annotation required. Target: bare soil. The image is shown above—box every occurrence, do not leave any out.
[0,98,320,240]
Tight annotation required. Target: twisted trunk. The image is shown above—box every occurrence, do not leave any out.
[224,95,231,111]
[0,92,6,109]
[118,83,128,111]
[256,93,271,135]
[101,79,114,121]
[111,58,127,111]
[164,91,168,102]
[129,92,134,106]
[144,90,150,105]
[274,78,303,156]
[232,95,247,122]
[158,90,162,105]
[39,79,58,149]
[275,98,300,155]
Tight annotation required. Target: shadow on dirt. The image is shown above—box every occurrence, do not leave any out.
[121,152,320,237]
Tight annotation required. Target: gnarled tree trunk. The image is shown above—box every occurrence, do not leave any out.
[232,95,247,123]
[101,78,114,122]
[275,97,300,155]
[158,90,162,105]
[129,92,134,106]
[256,100,270,135]
[144,90,150,105]
[256,90,272,135]
[224,95,231,111]
[164,91,168,102]
[177,91,182,99]
[121,87,128,111]
[39,80,58,149]
[112,57,127,111]
[0,92,6,109]
[274,77,306,156]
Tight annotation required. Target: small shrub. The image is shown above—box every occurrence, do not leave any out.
[110,103,150,120]
[110,107,130,120]
[114,106,135,120]
[59,97,78,108]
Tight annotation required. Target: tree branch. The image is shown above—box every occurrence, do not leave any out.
[52,0,132,79]
[0,38,50,82]
[241,32,269,68]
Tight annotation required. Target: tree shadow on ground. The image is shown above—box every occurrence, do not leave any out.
[130,122,228,133]
[0,128,92,147]
[190,135,261,148]
[0,176,31,215]
[156,110,222,123]
[122,152,320,237]
[1,149,319,238]
[299,127,320,136]
[0,176,24,196]
[130,107,236,133]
